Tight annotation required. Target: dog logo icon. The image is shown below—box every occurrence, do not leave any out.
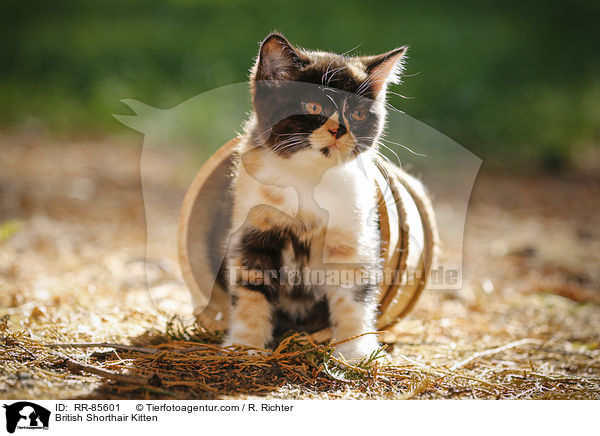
[2,402,50,433]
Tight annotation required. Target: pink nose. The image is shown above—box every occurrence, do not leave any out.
[328,123,347,139]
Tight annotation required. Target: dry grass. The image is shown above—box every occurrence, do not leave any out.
[2,316,599,400]
[1,133,599,399]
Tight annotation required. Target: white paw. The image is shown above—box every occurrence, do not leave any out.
[334,337,383,362]
[221,336,236,349]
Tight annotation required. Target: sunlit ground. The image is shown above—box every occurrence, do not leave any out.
[1,133,599,399]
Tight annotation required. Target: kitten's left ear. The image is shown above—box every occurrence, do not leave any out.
[253,33,304,82]
[361,46,408,96]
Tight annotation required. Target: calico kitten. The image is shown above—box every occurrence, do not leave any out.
[223,33,407,360]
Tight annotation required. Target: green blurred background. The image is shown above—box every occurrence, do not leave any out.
[1,0,599,169]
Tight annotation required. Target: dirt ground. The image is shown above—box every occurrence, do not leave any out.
[1,132,599,399]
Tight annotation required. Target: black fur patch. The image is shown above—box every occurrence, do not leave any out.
[234,223,334,336]
[236,225,313,301]
[290,233,311,263]
[289,283,314,302]
[271,298,330,344]
[240,227,286,271]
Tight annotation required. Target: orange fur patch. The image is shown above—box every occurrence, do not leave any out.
[240,147,262,175]
[245,205,288,230]
[235,289,269,315]
[260,186,284,205]
[231,288,272,345]
[328,294,362,339]
[324,228,357,259]
[246,210,273,231]
[337,303,357,318]
[326,243,356,259]
[245,204,319,238]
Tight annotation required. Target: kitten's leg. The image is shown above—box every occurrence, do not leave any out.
[223,213,287,351]
[320,226,381,360]
[326,283,380,361]
[222,286,273,351]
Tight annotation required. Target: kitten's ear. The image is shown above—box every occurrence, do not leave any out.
[361,46,408,96]
[253,33,304,81]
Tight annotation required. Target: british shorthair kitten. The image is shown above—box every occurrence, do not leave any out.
[223,33,407,360]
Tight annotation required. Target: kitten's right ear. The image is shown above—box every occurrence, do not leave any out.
[253,33,303,81]
[360,46,408,96]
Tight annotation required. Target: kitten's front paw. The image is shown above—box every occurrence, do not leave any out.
[334,336,383,362]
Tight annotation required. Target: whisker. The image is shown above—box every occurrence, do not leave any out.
[377,137,426,157]
[356,59,390,95]
[399,70,421,78]
[340,41,364,57]
[325,65,347,86]
[272,132,312,138]
[387,91,414,100]
[322,56,338,86]
[354,142,395,207]
[357,136,402,167]
[384,102,405,114]
[325,93,338,109]
[376,141,403,166]
[272,140,300,150]
[271,137,310,154]
[355,135,424,159]
[272,139,305,150]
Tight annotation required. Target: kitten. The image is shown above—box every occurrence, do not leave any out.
[222,33,407,360]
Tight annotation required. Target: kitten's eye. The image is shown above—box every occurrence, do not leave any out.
[304,102,323,115]
[352,109,368,121]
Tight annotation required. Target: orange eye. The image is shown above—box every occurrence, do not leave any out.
[352,109,367,121]
[304,102,323,115]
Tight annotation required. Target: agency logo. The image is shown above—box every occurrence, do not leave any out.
[2,402,50,434]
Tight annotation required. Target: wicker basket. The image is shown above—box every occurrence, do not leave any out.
[178,138,437,336]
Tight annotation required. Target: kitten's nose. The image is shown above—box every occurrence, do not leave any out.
[328,124,347,139]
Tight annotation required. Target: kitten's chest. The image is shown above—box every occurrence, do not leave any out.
[251,159,376,228]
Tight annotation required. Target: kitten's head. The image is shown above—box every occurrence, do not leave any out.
[250,33,406,163]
